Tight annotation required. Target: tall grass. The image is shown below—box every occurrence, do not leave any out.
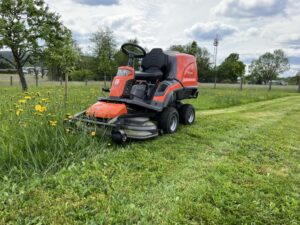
[0,85,296,177]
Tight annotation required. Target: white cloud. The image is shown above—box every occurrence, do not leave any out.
[213,0,288,18]
[246,27,260,36]
[277,34,300,48]
[185,21,238,40]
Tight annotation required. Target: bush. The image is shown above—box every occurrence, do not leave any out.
[69,69,93,81]
[0,69,17,74]
[221,79,232,84]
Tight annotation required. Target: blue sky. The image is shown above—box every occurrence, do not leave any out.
[45,0,300,77]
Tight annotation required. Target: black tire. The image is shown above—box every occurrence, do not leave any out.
[158,107,179,134]
[111,131,127,144]
[179,104,195,125]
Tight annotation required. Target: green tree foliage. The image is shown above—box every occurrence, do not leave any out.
[91,27,116,80]
[169,41,213,82]
[0,0,73,90]
[249,49,290,90]
[44,39,80,81]
[0,60,12,69]
[217,53,246,83]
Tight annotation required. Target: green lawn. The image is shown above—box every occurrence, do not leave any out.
[0,84,299,224]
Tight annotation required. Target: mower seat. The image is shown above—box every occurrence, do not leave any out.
[135,48,168,81]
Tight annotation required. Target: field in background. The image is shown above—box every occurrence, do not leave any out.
[0,81,299,224]
[0,73,299,92]
[0,73,105,87]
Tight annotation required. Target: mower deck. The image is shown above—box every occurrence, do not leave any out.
[68,111,159,141]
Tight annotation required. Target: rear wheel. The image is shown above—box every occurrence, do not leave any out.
[158,107,179,134]
[179,104,195,125]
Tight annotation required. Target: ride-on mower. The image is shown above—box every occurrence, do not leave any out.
[68,43,199,143]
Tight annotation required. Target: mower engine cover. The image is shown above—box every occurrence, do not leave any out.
[86,102,128,119]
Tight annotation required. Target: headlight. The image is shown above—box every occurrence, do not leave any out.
[117,69,130,76]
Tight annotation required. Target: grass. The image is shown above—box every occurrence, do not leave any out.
[0,83,299,224]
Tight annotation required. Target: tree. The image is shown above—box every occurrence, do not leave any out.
[249,49,290,91]
[0,0,71,90]
[217,53,246,88]
[91,27,117,81]
[43,34,79,82]
[169,41,213,82]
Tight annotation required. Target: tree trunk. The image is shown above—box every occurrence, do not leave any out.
[34,67,39,87]
[240,77,243,91]
[268,80,272,91]
[41,67,45,79]
[298,80,300,93]
[12,50,28,91]
[64,72,68,106]
[16,62,28,91]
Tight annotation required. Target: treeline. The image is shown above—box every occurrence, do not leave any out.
[58,28,247,84]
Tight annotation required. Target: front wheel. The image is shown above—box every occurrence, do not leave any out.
[158,107,179,134]
[179,104,195,125]
[111,131,127,144]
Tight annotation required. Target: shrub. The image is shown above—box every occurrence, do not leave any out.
[70,69,93,81]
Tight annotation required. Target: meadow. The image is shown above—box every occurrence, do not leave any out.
[0,81,300,224]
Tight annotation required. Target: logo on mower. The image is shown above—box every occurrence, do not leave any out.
[114,79,120,86]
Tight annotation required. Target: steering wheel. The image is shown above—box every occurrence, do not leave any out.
[121,43,146,59]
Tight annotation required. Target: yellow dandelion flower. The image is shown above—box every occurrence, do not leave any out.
[65,113,73,119]
[24,96,31,100]
[35,104,47,113]
[91,131,96,137]
[49,120,58,126]
[18,99,26,104]
[41,98,49,103]
[16,109,23,116]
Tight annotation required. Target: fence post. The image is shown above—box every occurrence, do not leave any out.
[85,79,88,86]
[10,76,13,86]
[35,74,38,87]
[240,77,243,91]
[64,73,68,107]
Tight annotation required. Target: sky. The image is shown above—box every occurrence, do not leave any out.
[44,0,300,77]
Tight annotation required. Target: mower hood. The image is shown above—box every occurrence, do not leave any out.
[86,102,128,119]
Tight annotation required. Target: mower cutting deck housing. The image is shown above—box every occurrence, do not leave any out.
[69,43,199,143]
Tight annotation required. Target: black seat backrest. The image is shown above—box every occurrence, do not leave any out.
[141,48,168,73]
